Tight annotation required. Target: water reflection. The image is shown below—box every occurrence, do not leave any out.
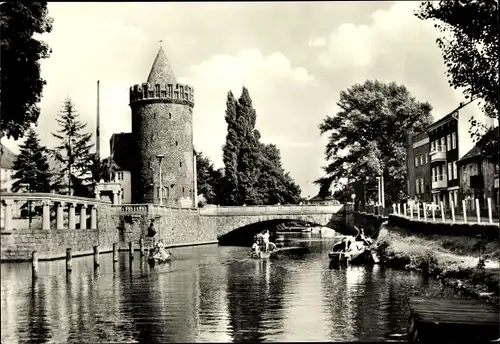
[2,235,452,343]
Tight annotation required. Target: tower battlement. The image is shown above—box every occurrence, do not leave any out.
[129,82,194,107]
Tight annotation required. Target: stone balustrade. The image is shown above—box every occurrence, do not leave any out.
[198,204,345,216]
[1,193,111,231]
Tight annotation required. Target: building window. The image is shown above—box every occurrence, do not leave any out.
[447,162,452,181]
[432,167,436,182]
[419,155,423,166]
[180,161,182,167]
[415,157,419,167]
[452,161,457,180]
[118,172,124,180]
[155,84,160,97]
[169,113,172,120]
[495,164,499,175]
[451,132,457,150]
[121,188,124,199]
[453,190,458,206]
[425,152,428,164]
[440,137,445,151]
[416,179,420,194]
[446,134,451,151]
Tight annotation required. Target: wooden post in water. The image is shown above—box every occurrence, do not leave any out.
[129,241,134,260]
[66,248,72,272]
[462,200,468,223]
[423,203,427,221]
[440,201,445,222]
[113,243,118,262]
[487,198,493,224]
[32,251,39,279]
[450,200,455,223]
[140,238,145,256]
[475,198,481,223]
[397,203,401,215]
[93,246,100,267]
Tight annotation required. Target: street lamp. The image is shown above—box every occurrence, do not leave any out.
[156,154,164,206]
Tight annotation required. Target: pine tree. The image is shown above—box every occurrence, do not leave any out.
[51,97,94,195]
[11,128,51,193]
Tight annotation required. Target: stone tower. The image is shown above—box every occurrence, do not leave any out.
[129,46,195,206]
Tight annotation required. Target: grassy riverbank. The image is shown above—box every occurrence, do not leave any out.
[374,223,500,303]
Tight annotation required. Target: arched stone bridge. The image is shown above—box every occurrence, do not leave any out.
[198,205,346,242]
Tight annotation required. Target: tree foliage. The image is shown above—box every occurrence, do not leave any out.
[415,0,499,162]
[11,127,51,193]
[51,98,95,195]
[195,150,224,205]
[316,80,433,205]
[0,2,53,141]
[221,87,302,205]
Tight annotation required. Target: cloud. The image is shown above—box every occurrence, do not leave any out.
[310,1,482,126]
[180,49,329,196]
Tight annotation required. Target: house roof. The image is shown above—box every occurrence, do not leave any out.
[109,133,133,171]
[457,143,482,164]
[146,46,177,84]
[309,194,335,202]
[0,144,16,169]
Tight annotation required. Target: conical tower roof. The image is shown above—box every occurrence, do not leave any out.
[147,46,177,84]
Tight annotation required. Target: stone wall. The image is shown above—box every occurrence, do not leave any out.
[1,205,120,261]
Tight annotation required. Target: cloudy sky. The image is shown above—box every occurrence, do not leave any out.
[2,1,479,198]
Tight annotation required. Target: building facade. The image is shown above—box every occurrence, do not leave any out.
[0,145,17,193]
[406,99,496,209]
[108,47,197,207]
[407,132,431,203]
[457,144,499,212]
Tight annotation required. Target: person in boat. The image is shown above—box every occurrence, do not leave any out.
[262,230,271,252]
[332,238,347,252]
[251,240,261,256]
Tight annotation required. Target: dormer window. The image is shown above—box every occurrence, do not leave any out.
[155,85,160,97]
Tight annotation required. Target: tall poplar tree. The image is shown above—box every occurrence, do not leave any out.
[221,87,302,205]
[11,128,51,193]
[51,97,94,195]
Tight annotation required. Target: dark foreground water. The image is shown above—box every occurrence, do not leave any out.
[2,233,450,343]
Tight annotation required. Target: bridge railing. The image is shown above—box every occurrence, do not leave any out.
[198,204,344,216]
[1,193,111,231]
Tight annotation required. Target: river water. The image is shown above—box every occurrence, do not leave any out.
[1,233,450,343]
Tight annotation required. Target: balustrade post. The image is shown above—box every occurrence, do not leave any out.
[416,203,420,220]
[68,203,76,229]
[450,200,455,223]
[409,204,413,219]
[397,203,401,215]
[440,201,445,222]
[42,201,51,230]
[462,200,467,223]
[80,204,87,229]
[95,190,100,200]
[90,206,97,229]
[56,202,65,230]
[423,203,427,221]
[475,199,481,223]
[403,204,407,217]
[487,198,493,224]
[3,200,13,231]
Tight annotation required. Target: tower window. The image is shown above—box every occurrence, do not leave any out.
[151,133,153,141]
[180,161,182,167]
[169,113,172,120]
[182,186,185,194]
[175,141,178,146]
[155,84,160,97]
[153,112,156,119]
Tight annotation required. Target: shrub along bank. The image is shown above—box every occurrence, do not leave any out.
[373,222,500,303]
